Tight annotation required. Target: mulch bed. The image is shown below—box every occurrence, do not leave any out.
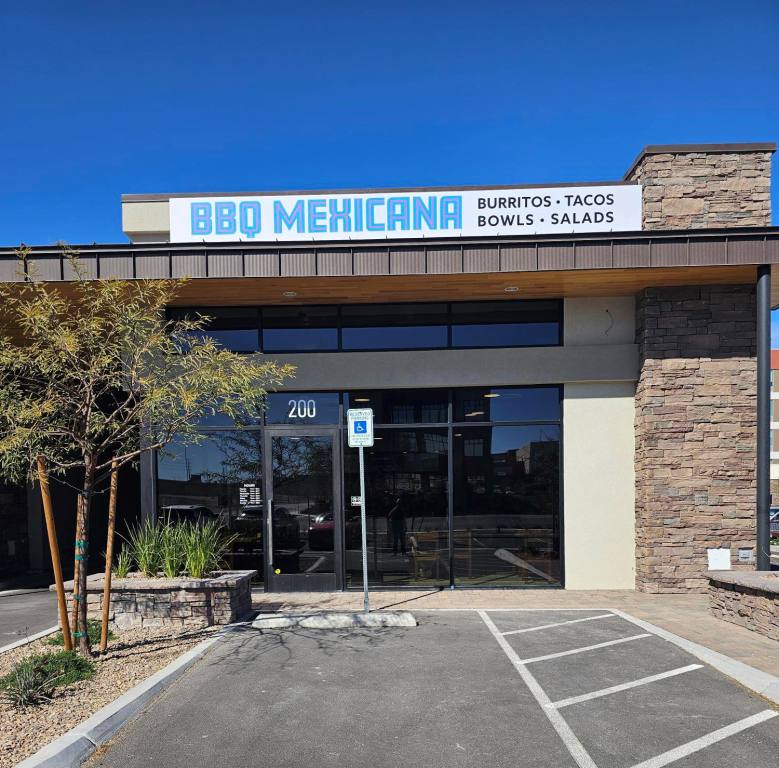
[0,624,219,768]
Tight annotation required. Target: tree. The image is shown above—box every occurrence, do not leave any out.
[0,249,294,655]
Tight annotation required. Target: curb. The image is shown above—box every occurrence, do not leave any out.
[14,626,233,768]
[612,609,779,706]
[252,611,417,629]
[0,626,59,656]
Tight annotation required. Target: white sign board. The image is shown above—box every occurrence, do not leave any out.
[347,408,374,448]
[351,496,362,507]
[169,184,642,243]
[706,548,731,570]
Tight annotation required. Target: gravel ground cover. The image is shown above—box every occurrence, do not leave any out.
[0,624,219,768]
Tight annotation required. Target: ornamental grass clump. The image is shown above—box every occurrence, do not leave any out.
[125,519,162,577]
[159,523,186,578]
[182,520,235,579]
[113,545,133,578]
[0,651,94,707]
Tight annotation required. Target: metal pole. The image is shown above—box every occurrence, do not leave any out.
[756,264,771,570]
[359,446,369,612]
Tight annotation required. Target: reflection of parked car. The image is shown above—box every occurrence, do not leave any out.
[160,505,218,525]
[307,512,361,551]
[232,505,301,550]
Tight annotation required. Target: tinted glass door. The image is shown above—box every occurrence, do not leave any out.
[264,429,340,591]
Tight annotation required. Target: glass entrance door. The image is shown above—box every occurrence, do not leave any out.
[263,428,341,591]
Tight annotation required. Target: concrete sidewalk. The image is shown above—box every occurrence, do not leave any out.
[252,589,779,677]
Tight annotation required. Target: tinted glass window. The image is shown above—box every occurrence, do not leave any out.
[343,427,449,588]
[262,306,338,351]
[451,300,560,348]
[341,303,447,350]
[265,392,340,424]
[170,308,260,352]
[157,432,264,580]
[454,387,560,422]
[453,425,560,586]
[344,390,448,424]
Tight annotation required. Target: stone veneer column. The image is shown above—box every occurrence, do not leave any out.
[634,284,757,592]
[624,143,774,229]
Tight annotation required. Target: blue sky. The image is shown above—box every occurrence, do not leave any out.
[1,2,777,327]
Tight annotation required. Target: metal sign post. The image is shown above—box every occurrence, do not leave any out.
[347,408,374,613]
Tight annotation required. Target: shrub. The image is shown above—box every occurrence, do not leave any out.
[45,619,113,648]
[159,523,186,578]
[124,519,162,577]
[182,520,235,578]
[0,651,94,707]
[113,546,133,578]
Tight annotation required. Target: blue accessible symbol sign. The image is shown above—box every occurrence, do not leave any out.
[347,408,374,448]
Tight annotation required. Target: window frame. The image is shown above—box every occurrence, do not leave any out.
[168,299,563,354]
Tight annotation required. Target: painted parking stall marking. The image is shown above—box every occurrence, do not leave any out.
[500,613,614,636]
[548,664,704,710]
[479,609,778,768]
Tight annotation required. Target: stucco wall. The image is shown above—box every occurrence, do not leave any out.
[563,381,637,590]
[562,298,637,589]
[564,296,635,347]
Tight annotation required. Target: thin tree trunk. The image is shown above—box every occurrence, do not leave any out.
[71,492,83,649]
[36,456,72,651]
[76,456,96,656]
[100,461,119,652]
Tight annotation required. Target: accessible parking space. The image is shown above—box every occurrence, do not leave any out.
[88,609,778,768]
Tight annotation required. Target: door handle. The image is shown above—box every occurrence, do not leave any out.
[266,496,274,570]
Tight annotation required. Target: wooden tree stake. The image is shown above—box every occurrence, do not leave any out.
[100,461,119,652]
[36,456,72,651]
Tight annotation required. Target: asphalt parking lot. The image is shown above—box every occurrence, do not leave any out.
[0,589,58,645]
[89,609,778,768]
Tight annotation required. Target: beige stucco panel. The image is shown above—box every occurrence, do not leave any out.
[563,381,636,589]
[122,200,170,241]
[564,296,635,346]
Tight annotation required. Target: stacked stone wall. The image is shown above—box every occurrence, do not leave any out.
[61,571,254,630]
[708,574,779,641]
[626,149,772,229]
[635,284,757,592]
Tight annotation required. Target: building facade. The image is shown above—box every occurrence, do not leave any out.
[1,142,776,593]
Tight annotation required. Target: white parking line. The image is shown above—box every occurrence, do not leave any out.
[628,710,778,768]
[548,664,704,709]
[479,610,599,768]
[501,613,614,636]
[521,633,652,664]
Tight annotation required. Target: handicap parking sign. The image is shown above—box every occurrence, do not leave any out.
[347,409,374,447]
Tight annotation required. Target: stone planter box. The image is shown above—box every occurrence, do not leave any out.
[54,570,256,630]
[706,570,779,642]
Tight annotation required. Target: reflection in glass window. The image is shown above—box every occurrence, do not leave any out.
[169,308,260,353]
[156,432,263,580]
[451,300,561,348]
[344,390,448,424]
[262,306,338,351]
[453,425,560,586]
[454,387,560,422]
[343,428,449,588]
[341,303,447,350]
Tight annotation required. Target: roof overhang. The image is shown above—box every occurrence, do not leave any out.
[3,227,779,306]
